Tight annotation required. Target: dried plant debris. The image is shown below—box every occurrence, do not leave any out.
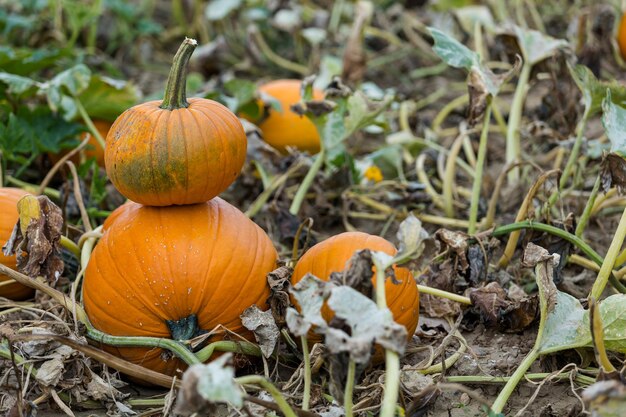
[469,282,538,332]
[174,354,242,417]
[3,195,64,283]
[240,305,279,358]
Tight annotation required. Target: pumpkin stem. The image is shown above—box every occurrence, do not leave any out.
[166,314,201,341]
[160,37,198,110]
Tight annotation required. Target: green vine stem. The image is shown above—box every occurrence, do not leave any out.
[590,207,626,299]
[575,176,602,237]
[372,255,401,417]
[443,132,465,218]
[552,109,591,205]
[497,169,561,268]
[5,177,60,199]
[60,236,80,258]
[85,327,200,366]
[446,372,595,386]
[416,284,472,305]
[289,148,325,215]
[301,335,312,411]
[491,221,626,293]
[75,98,106,150]
[160,37,197,110]
[236,375,298,417]
[195,340,261,363]
[344,359,356,417]
[505,61,532,183]
[491,255,551,413]
[468,103,492,234]
[249,25,309,76]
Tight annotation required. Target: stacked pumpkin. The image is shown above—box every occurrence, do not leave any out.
[83,38,278,376]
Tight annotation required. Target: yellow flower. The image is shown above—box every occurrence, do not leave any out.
[364,165,383,183]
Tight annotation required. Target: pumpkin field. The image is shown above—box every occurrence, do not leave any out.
[3,0,626,416]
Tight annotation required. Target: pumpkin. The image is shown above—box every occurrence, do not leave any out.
[49,120,111,167]
[0,188,35,300]
[105,38,247,206]
[83,198,277,376]
[618,12,626,60]
[291,231,419,344]
[254,79,324,154]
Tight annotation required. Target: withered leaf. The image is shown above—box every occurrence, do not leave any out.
[240,305,279,358]
[341,0,373,85]
[3,195,64,283]
[600,153,626,194]
[469,282,538,332]
[174,354,242,416]
[325,285,408,363]
[266,266,292,327]
[582,380,626,417]
[329,249,374,298]
[285,274,328,337]
[522,243,559,314]
[436,229,469,271]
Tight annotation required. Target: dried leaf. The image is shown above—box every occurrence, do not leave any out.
[522,243,559,314]
[174,354,242,416]
[582,380,626,417]
[341,1,373,85]
[240,306,279,358]
[436,229,469,271]
[267,266,292,327]
[285,274,328,337]
[3,195,64,283]
[329,249,374,297]
[394,214,432,265]
[469,282,538,332]
[325,286,407,363]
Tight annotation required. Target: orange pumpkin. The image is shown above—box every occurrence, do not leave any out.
[291,232,419,344]
[49,120,111,167]
[0,188,35,300]
[255,80,324,154]
[83,198,277,376]
[105,38,247,206]
[618,12,626,60]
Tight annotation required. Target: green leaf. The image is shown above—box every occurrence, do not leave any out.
[224,78,257,109]
[49,64,91,96]
[0,72,39,95]
[597,294,626,353]
[568,64,626,118]
[0,107,83,159]
[77,74,140,121]
[0,46,69,76]
[512,25,568,65]
[602,90,626,158]
[539,291,589,354]
[43,64,91,117]
[428,27,479,70]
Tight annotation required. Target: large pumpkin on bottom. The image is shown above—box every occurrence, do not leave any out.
[254,79,324,154]
[83,198,277,376]
[105,38,247,206]
[291,232,419,345]
[0,188,35,300]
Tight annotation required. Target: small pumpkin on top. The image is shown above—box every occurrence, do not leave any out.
[291,231,420,345]
[245,79,324,154]
[105,38,247,206]
[0,188,35,300]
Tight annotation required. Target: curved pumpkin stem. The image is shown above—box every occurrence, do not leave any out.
[160,37,197,110]
[166,314,202,340]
